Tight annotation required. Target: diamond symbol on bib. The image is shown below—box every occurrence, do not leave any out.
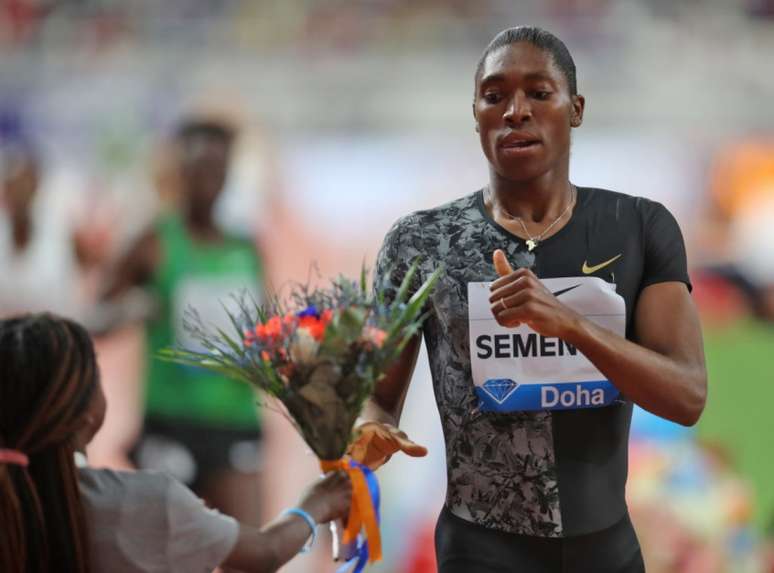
[482,378,519,405]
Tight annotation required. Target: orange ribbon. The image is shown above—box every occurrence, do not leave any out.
[320,457,382,563]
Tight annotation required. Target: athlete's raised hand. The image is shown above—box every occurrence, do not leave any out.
[489,249,581,337]
[347,421,428,470]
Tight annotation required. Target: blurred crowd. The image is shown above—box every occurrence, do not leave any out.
[3,0,774,54]
[2,1,774,572]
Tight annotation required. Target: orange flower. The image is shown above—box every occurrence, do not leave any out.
[364,326,387,348]
[298,315,327,341]
[265,316,283,336]
[255,316,285,340]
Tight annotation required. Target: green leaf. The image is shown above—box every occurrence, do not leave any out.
[410,265,443,306]
[159,352,250,383]
[394,258,420,304]
[360,262,368,295]
[157,346,285,393]
[158,347,224,364]
[335,307,367,343]
[319,318,344,355]
[222,301,245,340]
[247,292,267,324]
[386,265,442,341]
[214,326,244,357]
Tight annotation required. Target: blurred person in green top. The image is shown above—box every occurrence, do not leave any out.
[102,117,265,525]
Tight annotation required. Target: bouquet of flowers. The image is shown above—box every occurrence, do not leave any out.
[159,262,440,569]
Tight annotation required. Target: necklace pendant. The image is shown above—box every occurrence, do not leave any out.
[526,239,537,251]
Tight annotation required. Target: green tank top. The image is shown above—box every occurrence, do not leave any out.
[145,214,262,429]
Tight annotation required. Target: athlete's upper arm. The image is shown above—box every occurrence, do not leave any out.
[101,228,161,300]
[633,281,706,374]
[639,199,691,291]
[370,215,425,420]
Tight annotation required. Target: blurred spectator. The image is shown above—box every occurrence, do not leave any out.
[100,116,266,526]
[627,436,765,572]
[694,140,774,322]
[149,137,184,211]
[688,138,774,571]
[0,141,107,320]
[747,0,774,18]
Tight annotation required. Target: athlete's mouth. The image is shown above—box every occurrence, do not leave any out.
[498,133,542,150]
[501,140,541,149]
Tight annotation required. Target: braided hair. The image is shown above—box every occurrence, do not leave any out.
[0,314,98,573]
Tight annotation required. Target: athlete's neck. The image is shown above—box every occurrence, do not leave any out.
[10,211,33,252]
[487,167,572,223]
[184,204,221,242]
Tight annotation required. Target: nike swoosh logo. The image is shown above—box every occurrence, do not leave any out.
[582,254,622,275]
[551,284,581,297]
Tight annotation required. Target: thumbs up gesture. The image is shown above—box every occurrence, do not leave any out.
[493,249,514,277]
[489,249,579,337]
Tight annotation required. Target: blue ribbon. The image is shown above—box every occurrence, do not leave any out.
[336,460,381,573]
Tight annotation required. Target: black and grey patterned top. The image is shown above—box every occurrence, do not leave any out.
[374,187,690,538]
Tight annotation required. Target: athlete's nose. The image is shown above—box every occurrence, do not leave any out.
[503,91,532,125]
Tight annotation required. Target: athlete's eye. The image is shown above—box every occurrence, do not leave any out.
[483,91,502,104]
[531,90,552,100]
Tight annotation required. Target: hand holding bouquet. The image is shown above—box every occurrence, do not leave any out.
[160,262,440,569]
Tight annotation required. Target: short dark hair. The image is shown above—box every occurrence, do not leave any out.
[1,140,40,182]
[174,118,235,145]
[475,26,578,95]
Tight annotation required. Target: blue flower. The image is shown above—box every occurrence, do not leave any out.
[296,305,320,319]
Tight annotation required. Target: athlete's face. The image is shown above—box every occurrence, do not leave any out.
[181,135,231,213]
[2,158,39,217]
[473,42,584,183]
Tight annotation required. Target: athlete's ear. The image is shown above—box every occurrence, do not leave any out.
[473,101,479,133]
[570,94,585,128]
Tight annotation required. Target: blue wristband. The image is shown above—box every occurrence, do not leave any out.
[282,507,317,553]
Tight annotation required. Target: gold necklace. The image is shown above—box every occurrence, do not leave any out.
[489,185,576,252]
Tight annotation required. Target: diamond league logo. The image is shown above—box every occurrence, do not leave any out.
[481,378,520,405]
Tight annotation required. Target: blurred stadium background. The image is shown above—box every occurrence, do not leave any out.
[1,1,773,571]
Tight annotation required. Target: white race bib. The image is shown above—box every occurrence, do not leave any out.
[174,275,261,353]
[468,277,626,412]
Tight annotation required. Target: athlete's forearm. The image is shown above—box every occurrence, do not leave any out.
[562,315,706,426]
[358,398,400,427]
[359,334,422,426]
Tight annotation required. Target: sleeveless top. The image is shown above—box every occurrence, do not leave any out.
[145,214,262,429]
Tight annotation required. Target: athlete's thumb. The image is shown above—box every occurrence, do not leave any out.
[493,249,513,277]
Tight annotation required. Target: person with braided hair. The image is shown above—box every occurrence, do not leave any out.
[0,314,351,573]
[0,314,96,572]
